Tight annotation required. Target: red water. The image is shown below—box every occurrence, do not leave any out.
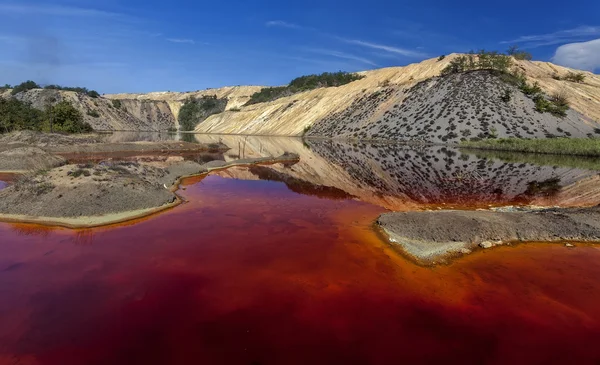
[2,170,600,364]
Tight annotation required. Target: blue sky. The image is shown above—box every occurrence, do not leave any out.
[1,0,599,93]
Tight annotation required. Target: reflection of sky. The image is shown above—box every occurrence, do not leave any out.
[0,181,7,190]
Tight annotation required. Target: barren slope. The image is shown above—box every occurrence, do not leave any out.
[194,55,600,137]
[307,70,596,143]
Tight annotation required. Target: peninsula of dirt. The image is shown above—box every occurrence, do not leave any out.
[0,152,299,228]
[377,206,600,265]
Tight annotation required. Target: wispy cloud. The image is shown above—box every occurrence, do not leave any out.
[166,38,195,45]
[265,20,427,59]
[0,3,124,18]
[265,20,304,29]
[339,38,428,58]
[501,26,600,48]
[304,48,379,67]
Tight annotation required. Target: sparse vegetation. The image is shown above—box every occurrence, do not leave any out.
[563,72,586,83]
[501,89,512,103]
[245,71,364,106]
[111,99,122,109]
[506,45,533,61]
[441,51,513,76]
[229,107,242,112]
[461,138,600,157]
[43,84,101,98]
[178,95,227,131]
[87,110,100,118]
[438,55,446,61]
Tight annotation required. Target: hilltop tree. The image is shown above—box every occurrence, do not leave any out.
[11,80,40,95]
[506,45,533,60]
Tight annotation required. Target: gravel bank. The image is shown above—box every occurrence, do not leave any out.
[377,206,600,264]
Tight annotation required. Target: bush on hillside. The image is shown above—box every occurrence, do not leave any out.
[0,98,92,134]
[563,72,586,83]
[441,51,513,76]
[11,80,40,95]
[44,84,101,98]
[178,95,227,131]
[111,99,122,109]
[506,45,533,61]
[43,101,93,133]
[245,71,364,106]
[0,98,44,133]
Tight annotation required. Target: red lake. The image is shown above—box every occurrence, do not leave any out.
[2,167,600,364]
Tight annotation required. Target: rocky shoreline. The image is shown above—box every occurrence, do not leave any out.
[377,205,600,265]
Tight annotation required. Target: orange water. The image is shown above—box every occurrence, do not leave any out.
[1,172,600,364]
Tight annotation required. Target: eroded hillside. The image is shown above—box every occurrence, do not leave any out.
[307,70,597,143]
[192,55,600,138]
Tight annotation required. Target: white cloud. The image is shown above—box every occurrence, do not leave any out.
[0,3,123,18]
[552,38,600,72]
[502,26,600,48]
[339,38,427,58]
[166,38,195,45]
[265,20,302,29]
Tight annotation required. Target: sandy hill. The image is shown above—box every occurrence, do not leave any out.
[194,55,600,138]
[4,55,599,137]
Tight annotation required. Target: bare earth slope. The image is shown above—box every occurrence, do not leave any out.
[193,55,600,137]
[307,70,596,143]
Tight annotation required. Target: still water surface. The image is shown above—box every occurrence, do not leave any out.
[1,133,600,364]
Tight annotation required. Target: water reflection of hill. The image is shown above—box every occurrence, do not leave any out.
[192,134,599,210]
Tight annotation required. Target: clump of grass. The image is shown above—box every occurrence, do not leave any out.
[460,137,600,157]
[69,169,91,178]
[563,72,586,83]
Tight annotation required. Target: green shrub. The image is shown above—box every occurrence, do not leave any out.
[87,110,100,118]
[43,101,93,133]
[11,80,40,95]
[0,98,44,133]
[229,107,241,112]
[245,71,364,106]
[564,72,586,83]
[441,51,512,76]
[438,55,446,61]
[178,95,227,131]
[112,99,122,109]
[500,89,512,103]
[44,84,100,97]
[506,45,533,60]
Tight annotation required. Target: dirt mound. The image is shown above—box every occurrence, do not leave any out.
[308,70,596,143]
[0,162,176,218]
[378,206,600,264]
[0,153,300,225]
[0,147,66,172]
